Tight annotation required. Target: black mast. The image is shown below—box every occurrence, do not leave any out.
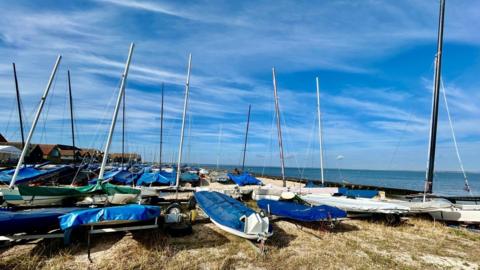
[425,0,446,194]
[12,63,25,148]
[67,70,77,165]
[159,83,164,167]
[241,104,251,172]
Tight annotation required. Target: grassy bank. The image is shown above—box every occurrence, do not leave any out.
[1,217,479,269]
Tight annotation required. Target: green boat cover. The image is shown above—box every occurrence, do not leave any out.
[17,183,139,196]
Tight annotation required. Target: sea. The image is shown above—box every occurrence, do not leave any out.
[204,165,480,197]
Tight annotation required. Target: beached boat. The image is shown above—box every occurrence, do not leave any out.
[403,0,480,224]
[301,194,410,215]
[195,191,272,240]
[0,207,81,236]
[59,204,161,231]
[257,199,347,222]
[228,172,262,186]
[251,185,339,201]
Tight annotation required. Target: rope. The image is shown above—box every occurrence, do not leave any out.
[440,79,472,194]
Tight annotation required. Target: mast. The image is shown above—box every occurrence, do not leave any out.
[67,70,77,165]
[9,55,62,188]
[316,77,325,185]
[122,79,126,167]
[159,82,164,167]
[175,53,192,190]
[241,104,251,172]
[12,63,25,149]
[216,124,223,170]
[98,43,134,180]
[272,67,286,187]
[425,0,446,194]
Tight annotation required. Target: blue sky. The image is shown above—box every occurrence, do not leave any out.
[0,0,479,171]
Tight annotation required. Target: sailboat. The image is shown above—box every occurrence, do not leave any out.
[3,44,139,206]
[252,73,340,201]
[398,0,480,224]
[293,77,410,215]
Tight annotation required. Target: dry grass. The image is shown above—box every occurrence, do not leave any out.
[1,217,479,270]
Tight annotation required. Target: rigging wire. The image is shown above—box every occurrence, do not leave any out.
[440,79,472,195]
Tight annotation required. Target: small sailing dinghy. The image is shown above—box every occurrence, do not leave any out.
[252,186,338,201]
[228,173,262,186]
[195,191,272,240]
[59,204,161,231]
[0,207,80,236]
[301,194,410,215]
[257,199,347,222]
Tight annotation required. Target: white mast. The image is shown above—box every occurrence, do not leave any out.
[98,43,135,180]
[9,55,62,188]
[216,124,223,170]
[175,53,192,189]
[316,77,325,185]
[272,67,286,187]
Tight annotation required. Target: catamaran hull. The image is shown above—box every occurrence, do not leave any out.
[429,207,480,224]
[302,195,410,215]
[252,187,338,201]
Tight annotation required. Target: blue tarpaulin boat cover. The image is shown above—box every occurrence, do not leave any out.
[227,173,262,186]
[136,171,176,186]
[89,169,140,185]
[338,188,379,199]
[195,191,255,232]
[0,207,80,235]
[0,166,67,184]
[59,204,161,230]
[257,199,347,222]
[180,172,199,182]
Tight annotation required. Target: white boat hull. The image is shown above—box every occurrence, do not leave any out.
[429,205,480,224]
[1,188,73,206]
[302,194,410,214]
[208,214,272,240]
[252,186,337,201]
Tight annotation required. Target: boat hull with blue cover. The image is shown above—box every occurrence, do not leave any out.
[195,191,271,240]
[0,165,68,185]
[180,172,199,183]
[137,171,176,186]
[59,204,161,230]
[0,207,81,235]
[227,173,262,186]
[257,199,347,222]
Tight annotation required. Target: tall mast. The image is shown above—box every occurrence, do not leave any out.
[316,77,325,185]
[10,56,62,188]
[272,68,286,187]
[98,43,134,180]
[159,82,164,167]
[12,63,25,149]
[241,104,251,172]
[175,53,192,190]
[67,70,76,165]
[216,124,223,170]
[425,0,446,194]
[122,79,126,167]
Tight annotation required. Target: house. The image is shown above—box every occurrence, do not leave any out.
[109,153,142,163]
[0,133,6,143]
[37,144,62,163]
[56,144,82,162]
[79,148,103,162]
